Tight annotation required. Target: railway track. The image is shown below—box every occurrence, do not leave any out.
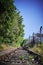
[0,47,42,65]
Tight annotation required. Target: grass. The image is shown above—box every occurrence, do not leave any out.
[28,55,34,61]
[0,43,17,51]
[12,42,21,48]
[19,55,34,61]
[29,43,43,55]
[0,45,4,51]
[0,42,21,51]
[19,55,25,60]
[0,44,9,51]
[40,43,43,48]
[24,43,43,56]
[29,43,43,65]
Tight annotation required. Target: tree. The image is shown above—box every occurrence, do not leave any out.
[10,12,24,46]
[0,0,24,45]
[0,0,16,43]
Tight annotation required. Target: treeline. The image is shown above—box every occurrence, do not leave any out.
[21,26,43,48]
[0,0,24,46]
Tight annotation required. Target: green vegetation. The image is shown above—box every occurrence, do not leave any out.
[29,44,43,64]
[0,45,3,51]
[28,55,34,61]
[19,55,34,61]
[40,43,43,48]
[23,38,43,64]
[31,44,43,55]
[19,56,25,60]
[0,0,24,49]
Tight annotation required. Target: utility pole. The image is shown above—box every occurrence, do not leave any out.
[33,32,35,45]
[40,26,42,44]
[29,35,30,42]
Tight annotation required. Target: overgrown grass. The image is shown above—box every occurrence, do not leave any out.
[19,55,34,61]
[0,43,16,51]
[28,55,34,61]
[29,43,43,65]
[0,45,4,51]
[12,42,21,48]
[0,42,21,51]
[29,43,43,55]
[40,43,43,48]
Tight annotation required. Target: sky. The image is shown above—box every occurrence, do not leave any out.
[14,0,43,39]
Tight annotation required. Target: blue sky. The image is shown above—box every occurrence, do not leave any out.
[14,0,43,38]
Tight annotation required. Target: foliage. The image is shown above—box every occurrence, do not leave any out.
[21,39,29,46]
[0,0,24,46]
